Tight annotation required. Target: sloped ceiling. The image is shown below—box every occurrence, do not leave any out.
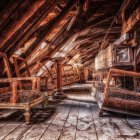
[0,0,125,77]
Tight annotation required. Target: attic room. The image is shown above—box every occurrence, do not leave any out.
[0,0,140,139]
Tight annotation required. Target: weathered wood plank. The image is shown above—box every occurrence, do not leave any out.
[3,103,63,140]
[40,101,71,140]
[126,117,140,130]
[125,117,140,140]
[19,0,79,68]
[0,123,21,139]
[90,103,125,140]
[20,124,48,140]
[3,123,31,140]
[6,0,58,58]
[0,89,139,140]
[0,0,45,49]
[112,118,138,140]
[0,110,18,119]
[44,103,63,124]
[0,123,6,128]
[0,1,22,31]
[67,92,94,103]
[75,102,97,140]
[59,101,79,140]
[0,103,61,140]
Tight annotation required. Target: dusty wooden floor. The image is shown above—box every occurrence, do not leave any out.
[0,84,140,140]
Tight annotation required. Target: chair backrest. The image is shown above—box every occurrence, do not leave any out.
[0,52,13,93]
[13,56,31,77]
[0,52,12,78]
[13,56,45,91]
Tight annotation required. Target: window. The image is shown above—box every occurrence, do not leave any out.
[116,48,129,62]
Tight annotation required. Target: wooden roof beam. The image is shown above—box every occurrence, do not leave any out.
[83,59,94,66]
[116,0,135,23]
[81,55,96,64]
[84,15,114,30]
[0,1,22,30]
[6,0,58,58]
[63,47,80,64]
[22,22,71,76]
[80,50,97,60]
[80,47,99,55]
[19,0,79,68]
[0,0,46,49]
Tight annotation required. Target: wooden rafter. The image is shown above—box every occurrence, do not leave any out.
[19,0,79,69]
[5,0,59,58]
[0,0,46,50]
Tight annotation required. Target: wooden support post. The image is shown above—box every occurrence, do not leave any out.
[53,57,67,99]
[76,65,82,82]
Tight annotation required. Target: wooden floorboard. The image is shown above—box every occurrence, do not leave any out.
[0,123,22,139]
[75,102,97,140]
[3,123,31,140]
[20,124,48,140]
[20,103,64,140]
[90,103,125,140]
[0,84,140,140]
[3,102,63,140]
[59,101,79,140]
[111,118,139,140]
[39,101,71,140]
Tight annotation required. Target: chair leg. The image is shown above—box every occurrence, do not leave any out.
[99,109,104,117]
[42,96,47,109]
[42,101,45,109]
[24,108,31,125]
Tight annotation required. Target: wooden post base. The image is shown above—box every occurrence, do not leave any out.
[99,109,104,117]
[53,90,67,99]
[42,96,48,109]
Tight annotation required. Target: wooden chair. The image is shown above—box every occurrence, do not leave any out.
[0,52,45,124]
[94,68,140,116]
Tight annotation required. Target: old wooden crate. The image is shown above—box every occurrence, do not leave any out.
[95,45,133,71]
